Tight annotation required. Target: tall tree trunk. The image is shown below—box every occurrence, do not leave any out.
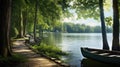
[0,0,12,57]
[23,10,27,36]
[17,9,24,38]
[112,0,119,51]
[99,0,109,50]
[33,0,38,42]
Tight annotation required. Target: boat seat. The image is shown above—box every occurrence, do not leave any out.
[99,53,109,56]
[115,55,120,57]
[108,55,119,57]
[90,51,98,53]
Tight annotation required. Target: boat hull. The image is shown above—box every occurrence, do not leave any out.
[81,48,120,65]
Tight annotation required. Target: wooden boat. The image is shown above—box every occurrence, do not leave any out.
[81,47,120,65]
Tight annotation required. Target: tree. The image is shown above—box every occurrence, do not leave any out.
[112,0,119,51]
[74,0,99,19]
[73,0,109,50]
[33,0,38,42]
[23,8,28,36]
[11,0,28,38]
[0,0,12,57]
[26,0,64,38]
[99,0,109,50]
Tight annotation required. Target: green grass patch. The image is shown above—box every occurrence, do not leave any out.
[32,42,68,59]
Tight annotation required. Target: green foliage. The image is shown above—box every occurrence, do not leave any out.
[11,0,30,37]
[52,21,63,32]
[73,0,100,20]
[11,0,66,37]
[104,0,112,11]
[72,0,112,20]
[32,42,68,59]
[51,23,112,33]
[37,0,63,27]
[105,16,113,26]
[58,0,71,10]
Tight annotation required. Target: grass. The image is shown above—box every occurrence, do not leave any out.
[0,53,27,66]
[32,42,68,60]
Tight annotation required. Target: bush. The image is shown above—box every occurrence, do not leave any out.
[32,42,68,59]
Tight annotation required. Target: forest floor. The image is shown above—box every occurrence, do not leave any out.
[12,40,62,67]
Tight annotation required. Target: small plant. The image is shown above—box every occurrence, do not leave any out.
[32,42,68,59]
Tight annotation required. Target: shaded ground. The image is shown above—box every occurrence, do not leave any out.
[12,40,62,67]
[81,58,120,67]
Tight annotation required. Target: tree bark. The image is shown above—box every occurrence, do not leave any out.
[33,0,38,42]
[0,0,12,57]
[23,10,27,36]
[99,0,109,50]
[112,0,119,51]
[17,9,24,38]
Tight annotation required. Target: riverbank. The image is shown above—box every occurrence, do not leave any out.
[12,39,68,67]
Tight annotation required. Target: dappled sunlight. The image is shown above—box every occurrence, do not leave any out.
[2,0,118,67]
[26,58,59,67]
[13,49,31,53]
[13,41,24,45]
[12,40,61,67]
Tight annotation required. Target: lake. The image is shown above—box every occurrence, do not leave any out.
[43,33,113,67]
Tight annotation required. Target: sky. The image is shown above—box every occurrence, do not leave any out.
[63,0,113,27]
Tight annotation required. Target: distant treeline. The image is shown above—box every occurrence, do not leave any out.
[51,23,112,33]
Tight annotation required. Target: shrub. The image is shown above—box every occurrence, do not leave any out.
[32,42,68,59]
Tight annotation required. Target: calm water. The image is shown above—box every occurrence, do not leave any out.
[43,33,113,67]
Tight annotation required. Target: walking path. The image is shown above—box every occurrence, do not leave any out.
[12,40,62,67]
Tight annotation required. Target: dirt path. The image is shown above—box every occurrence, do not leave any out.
[12,40,62,67]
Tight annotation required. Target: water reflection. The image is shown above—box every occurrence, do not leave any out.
[43,33,112,67]
[43,33,62,46]
[81,59,119,67]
